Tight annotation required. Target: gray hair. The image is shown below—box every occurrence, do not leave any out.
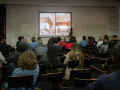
[38,39,43,44]
[31,37,36,42]
[18,41,29,52]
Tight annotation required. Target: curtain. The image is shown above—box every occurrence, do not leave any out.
[0,4,6,37]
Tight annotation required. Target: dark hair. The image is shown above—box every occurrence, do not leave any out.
[83,36,86,40]
[57,37,61,41]
[103,39,108,44]
[104,35,109,41]
[47,46,58,65]
[108,41,115,49]
[70,36,76,43]
[93,37,95,42]
[18,41,29,52]
[113,44,120,68]
[52,38,58,44]
[48,39,53,47]
[113,35,117,38]
[18,36,23,41]
[31,37,36,42]
[37,37,41,40]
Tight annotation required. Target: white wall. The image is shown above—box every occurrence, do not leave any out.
[6,5,110,47]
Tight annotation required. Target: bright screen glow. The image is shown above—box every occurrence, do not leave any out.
[40,13,71,36]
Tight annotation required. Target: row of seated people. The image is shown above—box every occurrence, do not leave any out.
[1,39,120,90]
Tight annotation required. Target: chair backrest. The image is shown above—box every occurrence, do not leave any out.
[70,68,91,81]
[74,78,96,87]
[68,60,79,69]
[8,75,33,88]
[83,58,95,67]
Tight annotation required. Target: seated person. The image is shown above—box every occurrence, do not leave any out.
[29,37,38,50]
[99,39,108,53]
[6,41,29,67]
[37,37,43,44]
[59,37,67,47]
[86,37,96,48]
[64,42,84,80]
[65,36,76,49]
[38,46,61,66]
[34,39,48,56]
[16,36,23,48]
[2,50,39,90]
[52,38,63,53]
[86,44,120,90]
[79,36,88,48]
[0,36,8,50]
[104,35,109,41]
[47,39,54,47]
[96,37,103,48]
[93,37,97,45]
[107,41,115,54]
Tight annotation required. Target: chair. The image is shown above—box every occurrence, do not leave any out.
[68,61,79,70]
[70,68,91,81]
[74,78,96,87]
[83,58,95,67]
[8,75,33,90]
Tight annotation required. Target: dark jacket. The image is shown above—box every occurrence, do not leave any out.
[86,70,120,90]
[6,51,23,67]
[53,44,63,53]
[0,42,8,50]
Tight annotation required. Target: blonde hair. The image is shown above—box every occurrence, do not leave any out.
[17,50,37,70]
[69,42,84,66]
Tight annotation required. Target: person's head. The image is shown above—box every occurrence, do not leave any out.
[48,39,53,47]
[69,36,76,43]
[99,37,103,41]
[83,36,86,40]
[53,38,58,44]
[31,37,36,42]
[104,35,109,41]
[103,39,108,45]
[69,42,84,66]
[37,37,41,41]
[57,37,61,42]
[3,36,6,42]
[0,36,4,42]
[22,37,27,42]
[18,41,29,52]
[112,44,120,69]
[38,39,43,44]
[17,50,37,70]
[112,35,117,39]
[18,36,23,41]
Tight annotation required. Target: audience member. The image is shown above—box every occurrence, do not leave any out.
[0,51,5,66]
[107,41,115,53]
[64,42,84,80]
[2,50,39,90]
[86,37,96,48]
[29,37,38,50]
[65,36,76,49]
[38,46,61,66]
[37,37,43,44]
[0,36,8,50]
[109,35,119,46]
[34,39,48,56]
[53,38,63,53]
[86,44,120,90]
[79,36,88,48]
[57,37,61,42]
[16,36,23,48]
[22,37,27,42]
[96,37,103,48]
[104,35,109,41]
[93,37,97,44]
[59,37,67,47]
[99,39,108,53]
[47,39,54,47]
[6,41,29,66]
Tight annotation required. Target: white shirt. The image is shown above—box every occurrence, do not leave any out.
[96,41,103,48]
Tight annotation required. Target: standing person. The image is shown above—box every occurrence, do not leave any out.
[64,42,84,80]
[79,36,88,48]
[29,37,38,50]
[65,36,76,49]
[2,50,39,90]
[86,44,120,90]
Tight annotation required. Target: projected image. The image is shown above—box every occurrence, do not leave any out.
[40,13,71,36]
[56,13,71,35]
[40,13,55,35]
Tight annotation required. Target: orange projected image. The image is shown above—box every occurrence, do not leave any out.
[40,13,71,36]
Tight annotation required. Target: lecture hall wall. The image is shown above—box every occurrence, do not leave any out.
[6,5,118,47]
